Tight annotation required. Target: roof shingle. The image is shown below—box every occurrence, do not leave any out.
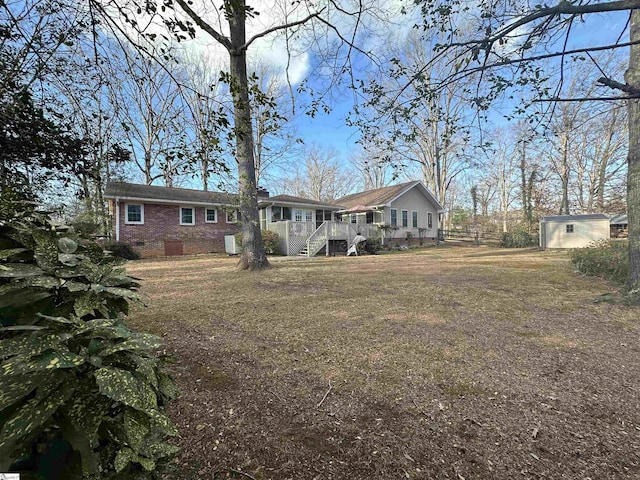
[262,194,343,209]
[104,182,238,205]
[335,181,419,209]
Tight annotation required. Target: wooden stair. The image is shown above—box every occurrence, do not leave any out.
[298,236,327,257]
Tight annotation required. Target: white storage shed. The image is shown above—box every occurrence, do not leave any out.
[539,214,610,249]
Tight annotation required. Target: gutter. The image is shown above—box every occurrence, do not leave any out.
[115,198,120,242]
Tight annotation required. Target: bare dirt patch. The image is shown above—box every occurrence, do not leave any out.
[126,247,640,479]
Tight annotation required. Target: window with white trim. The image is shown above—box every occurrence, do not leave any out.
[125,204,144,224]
[428,212,433,229]
[294,209,303,222]
[566,224,574,233]
[390,209,397,227]
[412,211,418,228]
[180,207,195,225]
[205,208,217,223]
[350,214,357,224]
[401,210,408,228]
[305,210,313,222]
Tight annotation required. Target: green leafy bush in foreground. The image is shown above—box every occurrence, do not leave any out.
[0,210,178,479]
[234,229,280,254]
[570,239,629,285]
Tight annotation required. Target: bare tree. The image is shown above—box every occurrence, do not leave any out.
[249,61,300,187]
[572,104,628,213]
[372,0,640,293]
[482,127,520,232]
[348,143,396,191]
[355,29,477,228]
[106,47,189,186]
[179,51,231,191]
[277,143,353,202]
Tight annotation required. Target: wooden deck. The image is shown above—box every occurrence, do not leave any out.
[265,221,381,256]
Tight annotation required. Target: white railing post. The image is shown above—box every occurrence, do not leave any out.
[325,221,329,256]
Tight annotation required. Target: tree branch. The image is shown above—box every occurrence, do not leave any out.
[533,95,636,102]
[597,76,640,95]
[173,0,232,51]
[241,8,327,52]
[462,0,640,49]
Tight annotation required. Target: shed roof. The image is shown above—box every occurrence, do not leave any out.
[541,214,609,222]
[105,182,239,206]
[609,214,628,224]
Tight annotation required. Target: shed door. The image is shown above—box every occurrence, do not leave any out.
[164,240,184,256]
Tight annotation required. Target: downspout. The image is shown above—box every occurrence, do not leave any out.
[115,199,120,242]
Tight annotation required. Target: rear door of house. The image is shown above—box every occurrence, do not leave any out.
[164,240,184,256]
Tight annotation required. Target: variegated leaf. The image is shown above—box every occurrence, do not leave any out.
[114,446,138,473]
[59,253,82,266]
[0,248,28,260]
[146,441,180,459]
[0,332,70,358]
[62,386,111,442]
[93,367,157,411]
[156,370,178,400]
[99,334,161,358]
[74,292,102,318]
[63,280,89,292]
[0,378,70,452]
[0,373,48,411]
[0,263,44,278]
[0,349,85,376]
[147,409,178,437]
[103,287,141,300]
[124,407,150,452]
[58,237,78,254]
[138,455,155,471]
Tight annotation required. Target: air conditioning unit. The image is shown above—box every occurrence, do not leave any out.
[224,235,240,255]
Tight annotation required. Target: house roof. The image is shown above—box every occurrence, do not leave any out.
[541,214,609,222]
[104,182,239,206]
[259,194,343,210]
[334,181,445,211]
[609,214,628,225]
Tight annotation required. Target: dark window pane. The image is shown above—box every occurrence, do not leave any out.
[127,205,142,222]
[366,211,374,224]
[181,208,194,224]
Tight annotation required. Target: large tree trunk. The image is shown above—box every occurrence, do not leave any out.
[626,11,640,295]
[228,1,269,270]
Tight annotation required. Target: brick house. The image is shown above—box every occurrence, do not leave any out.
[106,180,444,258]
[105,182,253,257]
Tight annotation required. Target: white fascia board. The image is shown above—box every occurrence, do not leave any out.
[260,200,344,210]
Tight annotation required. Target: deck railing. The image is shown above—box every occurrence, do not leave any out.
[265,221,382,256]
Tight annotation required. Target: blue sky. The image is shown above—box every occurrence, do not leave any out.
[275,7,631,165]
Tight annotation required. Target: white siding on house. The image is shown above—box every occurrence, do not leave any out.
[541,218,609,249]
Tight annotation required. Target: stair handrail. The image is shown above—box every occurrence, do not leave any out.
[305,221,330,257]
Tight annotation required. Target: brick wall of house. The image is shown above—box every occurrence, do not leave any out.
[115,202,239,257]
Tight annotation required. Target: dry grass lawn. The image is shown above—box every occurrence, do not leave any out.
[125,246,640,480]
